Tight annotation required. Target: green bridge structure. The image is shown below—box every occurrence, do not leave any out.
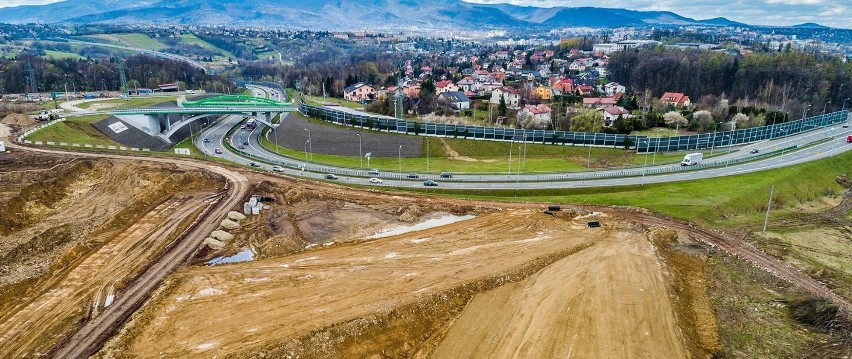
[70,95,295,142]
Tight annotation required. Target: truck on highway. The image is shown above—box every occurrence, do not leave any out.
[681,153,703,166]
[245,118,257,130]
[35,109,61,121]
[847,135,852,143]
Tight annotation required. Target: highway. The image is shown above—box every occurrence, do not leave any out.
[194,113,852,190]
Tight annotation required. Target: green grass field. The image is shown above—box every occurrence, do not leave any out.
[26,115,118,146]
[43,50,84,60]
[89,33,167,51]
[303,95,364,109]
[421,150,851,226]
[77,96,177,110]
[178,34,235,59]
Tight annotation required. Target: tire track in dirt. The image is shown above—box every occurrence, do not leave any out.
[4,142,249,359]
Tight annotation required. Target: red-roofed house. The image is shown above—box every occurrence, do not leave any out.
[435,80,459,93]
[600,106,632,126]
[575,85,595,95]
[582,97,617,109]
[660,92,691,107]
[552,78,574,94]
[519,104,553,125]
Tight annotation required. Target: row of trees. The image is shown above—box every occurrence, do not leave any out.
[609,48,851,116]
[0,54,231,94]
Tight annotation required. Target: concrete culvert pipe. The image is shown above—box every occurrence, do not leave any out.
[220,219,240,230]
[228,211,247,221]
[211,230,234,242]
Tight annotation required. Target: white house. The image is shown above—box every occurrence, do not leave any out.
[519,104,552,127]
[600,106,632,127]
[343,83,376,102]
[602,82,626,97]
[490,86,521,109]
[439,91,471,110]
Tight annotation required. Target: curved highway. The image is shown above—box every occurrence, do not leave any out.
[195,111,852,189]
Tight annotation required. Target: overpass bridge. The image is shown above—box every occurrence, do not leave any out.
[71,95,295,143]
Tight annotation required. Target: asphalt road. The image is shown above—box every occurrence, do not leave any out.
[195,113,852,190]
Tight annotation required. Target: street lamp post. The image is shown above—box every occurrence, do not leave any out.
[426,137,430,173]
[304,128,312,161]
[710,122,720,156]
[802,104,811,120]
[356,133,362,168]
[304,140,310,162]
[398,145,402,175]
[823,101,831,115]
[642,141,649,180]
[842,98,850,111]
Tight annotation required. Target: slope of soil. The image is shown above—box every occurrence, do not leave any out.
[97,209,709,358]
[0,155,223,358]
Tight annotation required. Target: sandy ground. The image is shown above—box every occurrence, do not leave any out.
[429,230,686,359]
[0,157,222,358]
[98,209,694,358]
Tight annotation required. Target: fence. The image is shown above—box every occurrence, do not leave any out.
[299,100,850,153]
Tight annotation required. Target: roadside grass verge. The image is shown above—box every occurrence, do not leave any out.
[26,115,118,146]
[77,97,176,110]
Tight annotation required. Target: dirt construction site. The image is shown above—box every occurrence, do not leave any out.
[1,116,850,358]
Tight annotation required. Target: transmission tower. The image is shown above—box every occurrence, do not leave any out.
[118,58,129,100]
[25,62,37,100]
[394,69,404,119]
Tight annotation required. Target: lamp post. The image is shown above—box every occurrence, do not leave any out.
[710,122,720,156]
[802,104,811,120]
[304,128,311,161]
[304,140,310,162]
[842,98,850,111]
[426,137,430,173]
[822,101,831,116]
[398,145,402,175]
[356,133,362,168]
[642,140,649,180]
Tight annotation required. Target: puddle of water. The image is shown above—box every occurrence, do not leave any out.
[366,214,475,239]
[207,248,255,265]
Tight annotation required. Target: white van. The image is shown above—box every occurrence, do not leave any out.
[681,153,703,166]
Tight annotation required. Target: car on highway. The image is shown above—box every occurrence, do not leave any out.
[203,138,211,143]
[243,141,249,146]
[368,169,380,175]
[749,149,759,154]
[848,135,852,143]
[240,125,246,129]
[406,173,420,179]
[272,166,284,172]
[423,180,438,187]
[325,174,338,180]
[214,148,223,154]
[440,172,453,178]
[369,177,383,184]
[249,162,261,167]
[238,145,246,150]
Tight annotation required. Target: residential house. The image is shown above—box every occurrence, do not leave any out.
[344,83,376,102]
[575,85,596,95]
[439,91,471,110]
[582,97,617,109]
[519,104,553,127]
[403,84,421,98]
[532,85,554,101]
[551,78,574,94]
[660,92,691,107]
[457,77,477,92]
[435,80,460,93]
[600,106,632,127]
[490,86,521,109]
[602,82,626,97]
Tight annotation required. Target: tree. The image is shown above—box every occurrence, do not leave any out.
[692,110,714,132]
[570,109,605,132]
[498,95,507,117]
[730,113,749,130]
[663,111,688,128]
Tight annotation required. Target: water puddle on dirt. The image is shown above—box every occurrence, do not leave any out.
[207,248,255,265]
[366,214,476,239]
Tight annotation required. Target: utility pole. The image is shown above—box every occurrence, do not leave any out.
[763,184,775,233]
[25,62,37,101]
[118,58,129,100]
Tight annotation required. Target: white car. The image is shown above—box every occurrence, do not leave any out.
[272,166,284,172]
[369,178,383,184]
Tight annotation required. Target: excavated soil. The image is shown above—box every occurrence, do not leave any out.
[0,154,224,358]
[98,204,718,358]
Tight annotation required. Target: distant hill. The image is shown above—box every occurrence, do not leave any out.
[0,0,832,30]
[792,22,830,29]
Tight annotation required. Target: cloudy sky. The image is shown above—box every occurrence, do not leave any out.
[0,0,848,27]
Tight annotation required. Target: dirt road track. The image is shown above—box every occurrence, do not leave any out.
[4,142,249,359]
[604,207,852,309]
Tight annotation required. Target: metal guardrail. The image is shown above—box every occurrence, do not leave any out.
[64,106,296,117]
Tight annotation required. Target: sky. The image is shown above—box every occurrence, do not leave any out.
[466,0,848,28]
[0,0,848,28]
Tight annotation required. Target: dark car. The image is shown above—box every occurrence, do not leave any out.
[440,172,453,178]
[243,141,249,146]
[749,149,759,154]
[406,173,420,179]
[214,148,223,154]
[203,138,211,143]
[238,145,246,150]
[249,162,261,167]
[325,174,338,180]
[423,180,438,187]
[367,169,380,175]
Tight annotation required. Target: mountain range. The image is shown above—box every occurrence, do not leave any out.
[0,0,823,30]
